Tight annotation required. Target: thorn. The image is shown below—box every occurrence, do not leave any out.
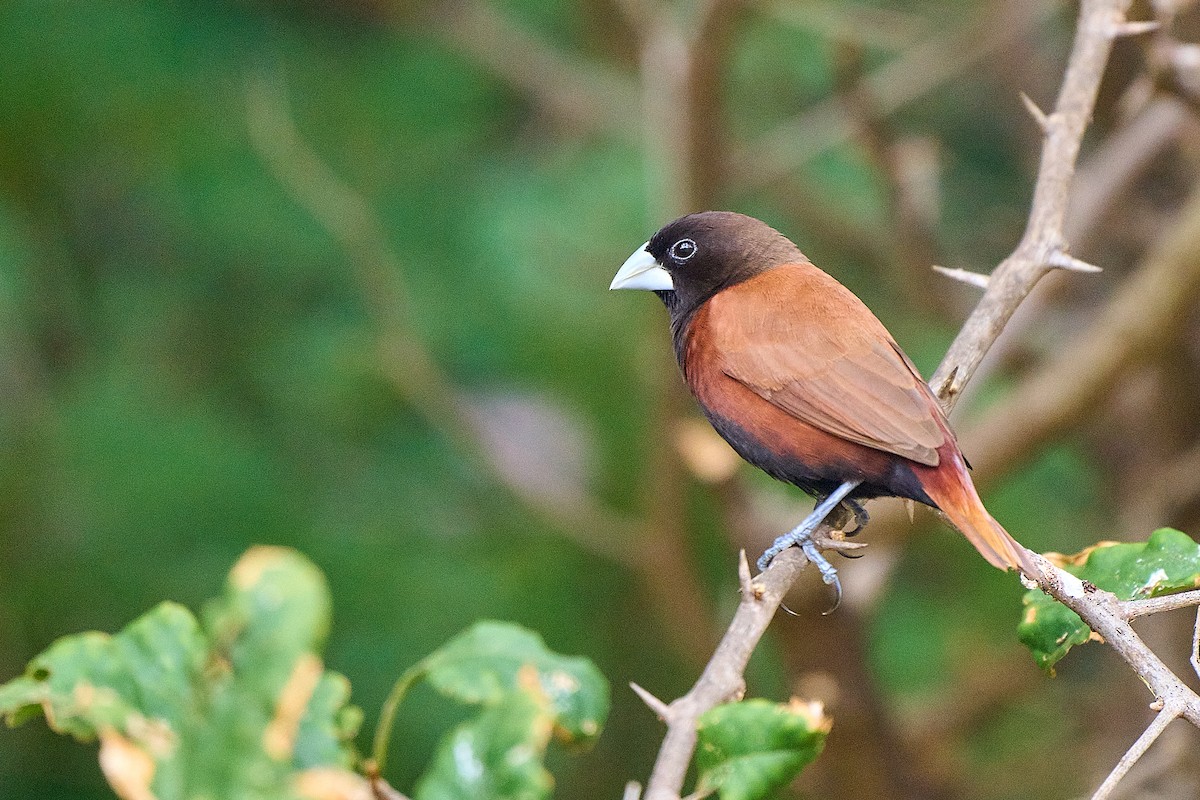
[1048,249,1102,273]
[739,550,765,600]
[738,549,753,593]
[905,499,916,523]
[932,264,990,289]
[630,682,672,721]
[947,365,966,398]
[1109,19,1160,38]
[932,364,962,402]
[1020,92,1051,133]
[622,782,643,800]
[1149,697,1165,711]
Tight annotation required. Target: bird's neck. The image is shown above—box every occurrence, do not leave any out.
[658,290,703,379]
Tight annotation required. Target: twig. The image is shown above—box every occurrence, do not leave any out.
[928,0,1135,410]
[432,0,641,142]
[642,549,808,800]
[1065,97,1192,252]
[1090,709,1179,800]
[244,73,645,571]
[1123,589,1200,620]
[959,181,1200,484]
[1026,557,1200,797]
[832,40,945,311]
[731,0,1055,192]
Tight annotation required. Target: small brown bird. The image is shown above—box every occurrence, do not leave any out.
[611,211,1034,591]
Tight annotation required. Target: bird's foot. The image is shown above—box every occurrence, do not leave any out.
[756,480,862,613]
[758,528,840,582]
[758,528,842,612]
[832,498,870,536]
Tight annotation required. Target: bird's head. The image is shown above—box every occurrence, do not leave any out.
[610,211,804,317]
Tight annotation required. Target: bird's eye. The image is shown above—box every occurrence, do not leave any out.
[669,238,698,262]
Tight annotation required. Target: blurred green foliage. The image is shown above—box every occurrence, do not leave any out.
[0,550,608,800]
[0,547,363,800]
[0,1,1118,798]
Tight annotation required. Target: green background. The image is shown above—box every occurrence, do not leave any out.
[0,1,1185,798]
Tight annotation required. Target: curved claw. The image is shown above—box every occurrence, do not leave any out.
[820,575,842,615]
[800,538,842,614]
[757,480,859,613]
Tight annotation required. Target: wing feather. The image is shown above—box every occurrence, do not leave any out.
[704,264,946,466]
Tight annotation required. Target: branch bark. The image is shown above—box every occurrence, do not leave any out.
[640,550,810,800]
[928,0,1137,410]
[959,180,1200,485]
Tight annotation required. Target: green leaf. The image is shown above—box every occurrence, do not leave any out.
[0,546,363,800]
[1019,529,1200,671]
[421,620,609,746]
[0,601,205,741]
[694,698,831,800]
[414,689,554,800]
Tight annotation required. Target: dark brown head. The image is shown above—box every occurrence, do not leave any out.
[610,211,805,322]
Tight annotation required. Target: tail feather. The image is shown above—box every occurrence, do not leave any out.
[941,498,1036,575]
[918,450,1036,575]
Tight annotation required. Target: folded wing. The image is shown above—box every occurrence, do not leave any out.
[705,263,948,467]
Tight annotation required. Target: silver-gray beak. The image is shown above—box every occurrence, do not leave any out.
[610,242,673,291]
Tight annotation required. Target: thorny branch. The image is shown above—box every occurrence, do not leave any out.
[634,2,1200,799]
[928,0,1143,410]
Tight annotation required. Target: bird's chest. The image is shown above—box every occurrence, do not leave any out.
[679,313,906,496]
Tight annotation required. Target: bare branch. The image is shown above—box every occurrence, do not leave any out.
[643,549,807,800]
[245,73,646,571]
[1090,710,1179,800]
[1123,589,1200,620]
[1028,561,1200,789]
[929,0,1135,410]
[637,3,1200,799]
[432,1,641,142]
[732,1,1054,192]
[960,181,1200,483]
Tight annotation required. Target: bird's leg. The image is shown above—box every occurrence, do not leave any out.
[757,480,864,591]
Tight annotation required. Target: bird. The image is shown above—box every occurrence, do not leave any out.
[610,211,1035,598]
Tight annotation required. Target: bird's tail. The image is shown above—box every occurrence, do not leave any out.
[917,450,1036,575]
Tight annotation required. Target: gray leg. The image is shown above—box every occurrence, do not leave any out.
[757,480,864,585]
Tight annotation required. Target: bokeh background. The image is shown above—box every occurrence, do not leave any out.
[3,0,1200,798]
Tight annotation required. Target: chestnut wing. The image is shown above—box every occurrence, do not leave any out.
[706,264,947,467]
